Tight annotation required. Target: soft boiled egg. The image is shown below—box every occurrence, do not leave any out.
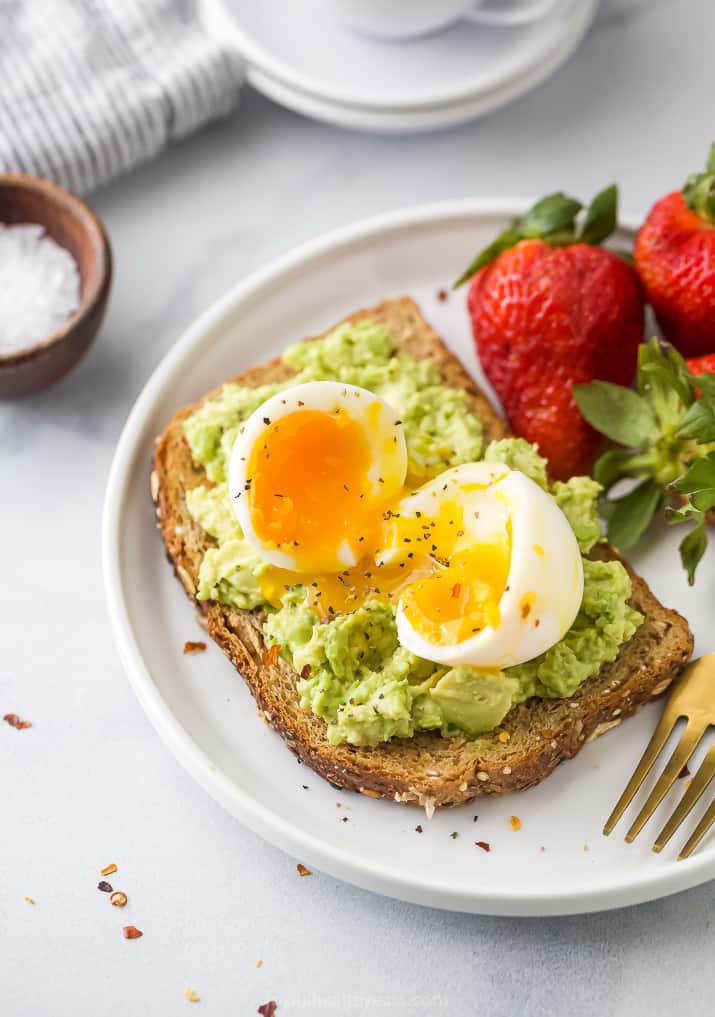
[378,461,584,670]
[228,381,407,573]
[229,384,583,671]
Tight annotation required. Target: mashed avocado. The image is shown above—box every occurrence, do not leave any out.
[184,321,483,484]
[264,557,641,744]
[181,320,643,746]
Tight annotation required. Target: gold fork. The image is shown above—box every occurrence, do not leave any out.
[604,652,715,859]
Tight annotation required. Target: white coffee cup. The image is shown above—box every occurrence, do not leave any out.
[335,0,563,39]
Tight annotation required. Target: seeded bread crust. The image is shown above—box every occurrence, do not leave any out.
[153,298,693,810]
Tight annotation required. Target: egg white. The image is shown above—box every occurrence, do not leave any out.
[382,462,584,669]
[228,380,407,572]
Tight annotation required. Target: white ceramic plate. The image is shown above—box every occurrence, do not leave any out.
[202,0,596,113]
[103,201,715,916]
[244,2,594,135]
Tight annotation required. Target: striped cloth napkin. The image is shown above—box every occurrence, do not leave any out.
[0,0,244,194]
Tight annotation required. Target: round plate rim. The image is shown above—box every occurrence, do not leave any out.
[103,199,714,915]
[201,0,597,113]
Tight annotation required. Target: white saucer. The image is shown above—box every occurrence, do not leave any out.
[203,0,597,114]
[246,1,595,134]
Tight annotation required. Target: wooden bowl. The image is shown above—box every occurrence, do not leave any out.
[0,174,112,398]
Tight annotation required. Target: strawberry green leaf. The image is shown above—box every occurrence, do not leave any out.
[637,339,693,425]
[677,400,715,443]
[573,380,656,446]
[692,371,715,399]
[454,191,587,287]
[672,451,715,498]
[666,504,693,525]
[580,184,618,245]
[593,448,655,491]
[606,479,663,550]
[520,193,582,239]
[679,521,708,586]
[683,144,715,224]
[692,488,715,513]
[453,226,522,288]
[662,342,701,401]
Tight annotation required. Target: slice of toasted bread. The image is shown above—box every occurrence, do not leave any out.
[153,297,693,810]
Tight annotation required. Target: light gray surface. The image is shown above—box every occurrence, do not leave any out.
[2,2,715,1013]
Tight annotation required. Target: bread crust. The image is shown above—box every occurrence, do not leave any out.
[153,298,693,809]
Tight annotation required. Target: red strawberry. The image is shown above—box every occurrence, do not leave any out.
[634,145,715,357]
[457,188,644,480]
[686,352,715,378]
[686,352,715,400]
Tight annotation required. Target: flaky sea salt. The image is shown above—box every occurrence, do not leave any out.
[0,223,81,354]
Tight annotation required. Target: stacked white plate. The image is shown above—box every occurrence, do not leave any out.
[202,0,598,132]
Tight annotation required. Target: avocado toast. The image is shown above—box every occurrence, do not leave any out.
[152,298,693,810]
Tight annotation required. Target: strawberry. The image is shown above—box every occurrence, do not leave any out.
[634,144,715,357]
[457,188,644,480]
[686,352,715,378]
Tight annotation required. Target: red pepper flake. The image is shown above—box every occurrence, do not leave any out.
[437,289,448,303]
[122,925,143,940]
[4,713,32,730]
[475,841,491,852]
[183,641,207,654]
[296,863,311,877]
[257,1002,277,1017]
[262,644,281,668]
[679,765,691,779]
[450,583,461,599]
[300,664,311,679]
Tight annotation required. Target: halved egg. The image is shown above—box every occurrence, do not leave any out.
[377,462,584,669]
[229,381,407,573]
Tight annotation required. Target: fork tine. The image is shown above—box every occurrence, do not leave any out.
[603,710,677,836]
[625,723,703,842]
[652,742,715,852]
[679,798,715,860]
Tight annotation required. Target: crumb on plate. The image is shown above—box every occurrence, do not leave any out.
[184,641,207,654]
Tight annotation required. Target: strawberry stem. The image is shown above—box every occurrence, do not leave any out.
[454,185,619,288]
[682,142,715,224]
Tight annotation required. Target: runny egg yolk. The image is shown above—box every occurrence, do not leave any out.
[399,541,510,645]
[258,478,512,640]
[247,408,386,565]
